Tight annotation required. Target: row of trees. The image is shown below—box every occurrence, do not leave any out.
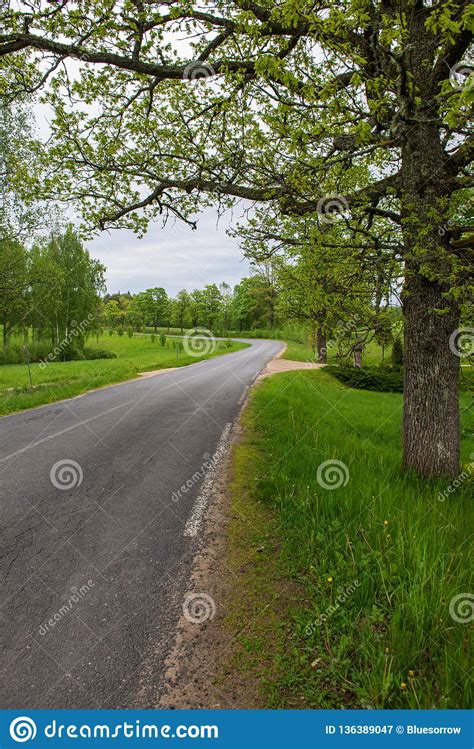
[102,272,278,335]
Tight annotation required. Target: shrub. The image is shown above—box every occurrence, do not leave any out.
[117,326,124,337]
[127,327,133,338]
[81,348,117,360]
[326,365,403,393]
[108,328,114,336]
[159,333,166,346]
[150,333,156,343]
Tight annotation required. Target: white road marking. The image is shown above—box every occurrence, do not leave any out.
[238,386,249,405]
[183,422,233,538]
[0,400,137,463]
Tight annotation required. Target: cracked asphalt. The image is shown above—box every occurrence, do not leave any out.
[0,339,282,708]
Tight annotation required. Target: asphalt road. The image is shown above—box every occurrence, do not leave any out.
[0,338,282,708]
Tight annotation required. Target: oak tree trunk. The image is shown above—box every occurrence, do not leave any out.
[402,268,460,478]
[353,342,363,368]
[401,119,460,478]
[317,330,327,363]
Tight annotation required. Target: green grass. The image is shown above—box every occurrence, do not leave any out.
[227,369,473,709]
[283,338,387,366]
[0,333,247,416]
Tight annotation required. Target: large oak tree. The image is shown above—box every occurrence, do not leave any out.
[1,0,472,477]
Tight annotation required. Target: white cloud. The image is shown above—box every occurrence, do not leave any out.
[88,208,251,295]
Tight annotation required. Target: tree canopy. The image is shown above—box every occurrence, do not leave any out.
[1,0,472,476]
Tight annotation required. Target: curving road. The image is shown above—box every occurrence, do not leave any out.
[0,339,282,708]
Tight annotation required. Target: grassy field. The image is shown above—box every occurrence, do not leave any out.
[283,338,389,366]
[0,333,247,417]
[226,368,473,709]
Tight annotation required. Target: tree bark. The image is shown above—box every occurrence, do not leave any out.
[353,342,363,368]
[401,118,460,478]
[317,330,327,363]
[402,268,460,478]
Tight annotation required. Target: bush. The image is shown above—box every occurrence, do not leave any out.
[127,327,134,338]
[150,333,156,343]
[108,328,114,336]
[159,333,166,346]
[0,339,53,365]
[81,348,117,360]
[392,336,404,368]
[326,365,403,392]
[117,326,124,337]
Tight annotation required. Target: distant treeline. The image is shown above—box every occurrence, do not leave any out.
[101,272,280,335]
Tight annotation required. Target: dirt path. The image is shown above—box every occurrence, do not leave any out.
[259,358,324,378]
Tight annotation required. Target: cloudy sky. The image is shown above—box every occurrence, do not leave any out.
[34,99,252,297]
[87,208,251,296]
